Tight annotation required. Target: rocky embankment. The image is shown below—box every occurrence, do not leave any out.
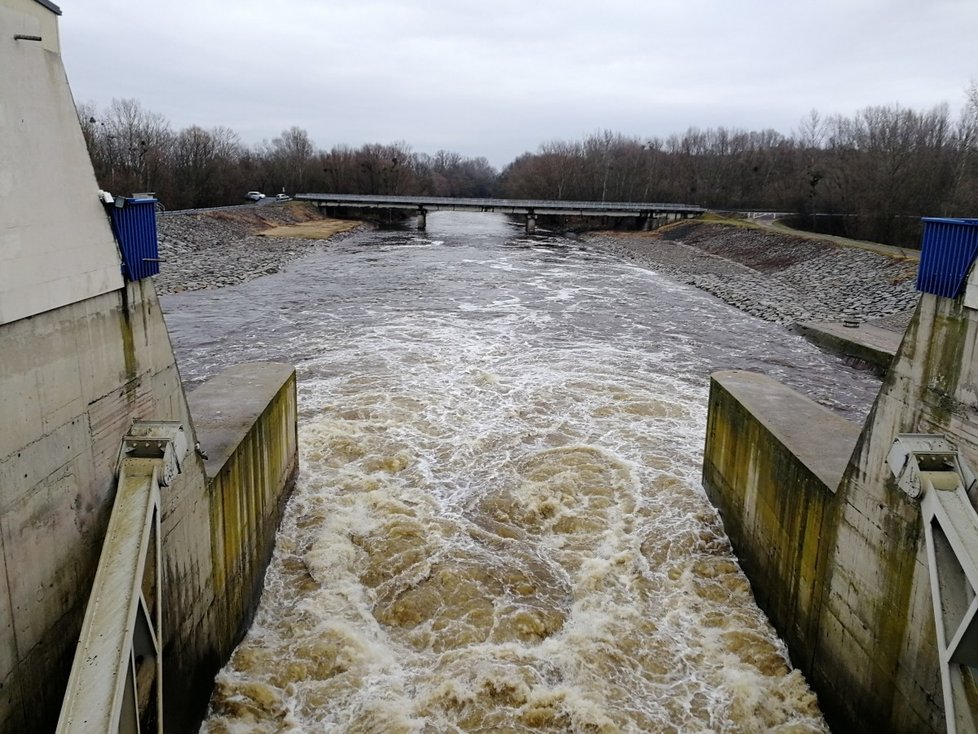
[155,203,363,294]
[157,209,919,333]
[587,222,919,327]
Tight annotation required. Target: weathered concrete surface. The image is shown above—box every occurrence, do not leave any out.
[0,276,201,733]
[190,362,298,481]
[0,289,298,734]
[807,289,970,734]
[169,363,299,732]
[0,5,301,731]
[793,320,903,376]
[704,265,978,732]
[0,0,123,326]
[702,371,859,666]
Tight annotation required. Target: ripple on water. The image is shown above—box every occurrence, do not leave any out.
[187,214,863,732]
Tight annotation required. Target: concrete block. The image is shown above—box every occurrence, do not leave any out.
[794,320,902,377]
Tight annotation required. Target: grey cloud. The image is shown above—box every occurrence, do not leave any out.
[60,0,978,168]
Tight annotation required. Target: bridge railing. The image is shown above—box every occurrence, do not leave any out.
[294,192,706,215]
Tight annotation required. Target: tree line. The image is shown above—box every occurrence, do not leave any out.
[77,98,497,211]
[79,86,977,246]
[499,86,977,246]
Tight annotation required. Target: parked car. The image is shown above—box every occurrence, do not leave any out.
[276,193,290,201]
[245,191,265,201]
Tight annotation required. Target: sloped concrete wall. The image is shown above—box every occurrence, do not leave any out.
[808,290,976,733]
[1,287,297,732]
[0,0,124,326]
[0,277,204,733]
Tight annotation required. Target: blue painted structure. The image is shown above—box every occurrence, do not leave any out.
[110,197,160,281]
[916,218,978,298]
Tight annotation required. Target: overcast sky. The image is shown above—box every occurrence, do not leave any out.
[59,0,976,169]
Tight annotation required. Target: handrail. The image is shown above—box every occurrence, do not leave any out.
[57,422,188,734]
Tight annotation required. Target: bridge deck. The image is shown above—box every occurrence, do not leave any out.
[295,193,705,217]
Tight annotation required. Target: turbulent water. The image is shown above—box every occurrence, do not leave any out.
[162,212,883,733]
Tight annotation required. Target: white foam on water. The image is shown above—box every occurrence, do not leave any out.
[203,335,825,730]
[190,214,876,732]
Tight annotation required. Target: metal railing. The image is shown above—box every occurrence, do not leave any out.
[57,422,188,734]
[295,192,707,216]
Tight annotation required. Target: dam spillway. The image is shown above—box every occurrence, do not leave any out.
[161,212,885,731]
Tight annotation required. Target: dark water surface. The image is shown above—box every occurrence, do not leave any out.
[162,212,881,732]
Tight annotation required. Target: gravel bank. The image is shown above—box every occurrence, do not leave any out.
[155,203,365,294]
[586,222,919,329]
[156,210,919,334]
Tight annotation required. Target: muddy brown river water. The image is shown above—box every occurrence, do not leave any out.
[161,212,882,732]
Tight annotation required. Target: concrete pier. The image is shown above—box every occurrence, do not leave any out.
[703,371,859,670]
[794,319,902,376]
[703,234,978,731]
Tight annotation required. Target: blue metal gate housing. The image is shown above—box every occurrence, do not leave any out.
[110,197,160,281]
[916,217,978,298]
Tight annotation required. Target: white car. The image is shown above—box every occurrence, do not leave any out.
[276,193,290,201]
[245,191,265,201]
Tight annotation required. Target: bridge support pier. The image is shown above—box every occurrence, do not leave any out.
[417,208,426,230]
[526,211,536,234]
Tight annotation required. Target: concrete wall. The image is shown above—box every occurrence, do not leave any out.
[0,238,298,732]
[702,371,859,665]
[704,278,978,732]
[0,0,124,326]
[0,3,299,730]
[0,275,201,732]
[808,290,972,733]
[172,363,298,731]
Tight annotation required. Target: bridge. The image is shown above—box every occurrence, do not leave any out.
[294,193,706,233]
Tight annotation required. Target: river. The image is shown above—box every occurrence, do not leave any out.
[161,212,882,733]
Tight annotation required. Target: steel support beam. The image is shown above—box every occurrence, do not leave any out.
[57,422,189,734]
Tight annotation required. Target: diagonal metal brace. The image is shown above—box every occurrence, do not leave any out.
[58,421,189,734]
[888,434,978,734]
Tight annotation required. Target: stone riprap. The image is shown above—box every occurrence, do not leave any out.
[156,210,919,331]
[586,222,920,327]
[155,204,364,294]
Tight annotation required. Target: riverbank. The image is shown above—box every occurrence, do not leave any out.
[155,203,365,294]
[585,221,919,329]
[156,210,921,338]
